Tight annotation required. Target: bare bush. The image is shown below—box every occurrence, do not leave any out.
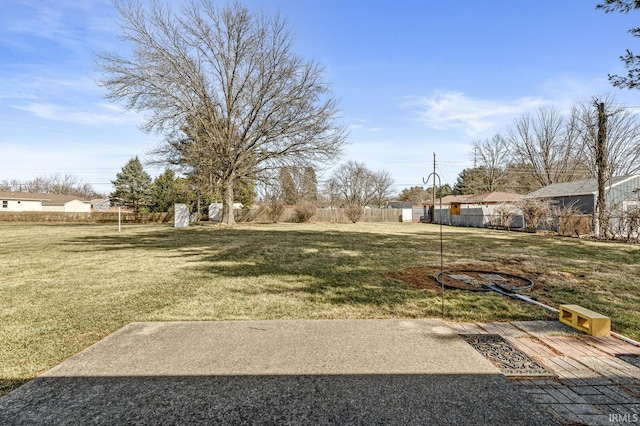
[623,204,640,242]
[345,204,364,223]
[491,203,518,230]
[293,201,316,223]
[602,202,640,241]
[266,200,284,223]
[518,198,551,232]
[553,202,589,237]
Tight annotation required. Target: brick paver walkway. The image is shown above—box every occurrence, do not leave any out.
[450,320,640,425]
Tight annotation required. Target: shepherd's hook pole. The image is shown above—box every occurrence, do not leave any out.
[423,170,444,318]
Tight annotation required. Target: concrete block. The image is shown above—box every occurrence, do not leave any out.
[559,304,610,337]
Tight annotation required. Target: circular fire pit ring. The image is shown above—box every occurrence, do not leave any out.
[435,269,534,293]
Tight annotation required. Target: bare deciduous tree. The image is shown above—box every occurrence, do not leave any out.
[370,170,395,208]
[327,161,376,207]
[572,96,640,179]
[1,174,101,199]
[98,0,346,225]
[506,106,588,187]
[326,160,377,222]
[470,134,510,192]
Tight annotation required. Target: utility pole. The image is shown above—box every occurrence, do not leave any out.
[595,101,608,239]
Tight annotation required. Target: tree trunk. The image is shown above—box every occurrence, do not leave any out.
[596,101,608,239]
[221,178,236,225]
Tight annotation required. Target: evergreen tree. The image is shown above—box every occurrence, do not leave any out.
[301,167,318,202]
[279,167,298,205]
[398,186,430,202]
[452,168,484,195]
[438,184,452,198]
[597,1,640,89]
[150,169,181,212]
[110,156,153,216]
[234,179,256,209]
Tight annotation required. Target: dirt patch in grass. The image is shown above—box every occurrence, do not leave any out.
[387,264,553,298]
[386,266,443,290]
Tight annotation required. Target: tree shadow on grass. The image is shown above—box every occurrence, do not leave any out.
[65,226,445,310]
[70,228,471,311]
[63,224,639,324]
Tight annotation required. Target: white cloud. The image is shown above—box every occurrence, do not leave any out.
[0,74,103,99]
[2,0,113,43]
[13,102,139,126]
[347,118,386,133]
[406,91,549,137]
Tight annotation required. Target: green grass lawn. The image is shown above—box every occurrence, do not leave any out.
[1,221,639,396]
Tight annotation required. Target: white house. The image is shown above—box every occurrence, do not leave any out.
[0,192,91,213]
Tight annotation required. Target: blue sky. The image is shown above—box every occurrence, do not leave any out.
[1,0,639,195]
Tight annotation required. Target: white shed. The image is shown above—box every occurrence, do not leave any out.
[209,202,243,221]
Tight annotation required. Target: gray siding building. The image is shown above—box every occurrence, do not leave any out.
[526,175,640,236]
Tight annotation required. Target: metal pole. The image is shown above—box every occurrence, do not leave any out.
[432,153,436,217]
[118,206,121,232]
[424,170,444,318]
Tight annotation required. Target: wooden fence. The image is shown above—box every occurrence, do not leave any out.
[235,207,404,223]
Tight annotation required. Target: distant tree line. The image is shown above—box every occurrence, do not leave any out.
[0,173,104,199]
[397,185,452,204]
[451,96,640,195]
[107,156,397,224]
[259,160,395,223]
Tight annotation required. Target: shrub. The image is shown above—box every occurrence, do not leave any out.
[345,204,363,223]
[553,201,587,237]
[518,198,551,232]
[293,201,316,223]
[266,200,284,223]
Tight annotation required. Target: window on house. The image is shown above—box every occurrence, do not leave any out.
[2,200,7,208]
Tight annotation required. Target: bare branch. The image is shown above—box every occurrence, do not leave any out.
[97,0,346,224]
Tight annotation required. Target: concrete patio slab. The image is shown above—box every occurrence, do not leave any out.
[0,319,557,425]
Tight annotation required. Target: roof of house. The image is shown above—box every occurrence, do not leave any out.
[386,201,418,209]
[436,192,522,205]
[0,191,90,204]
[525,175,639,199]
